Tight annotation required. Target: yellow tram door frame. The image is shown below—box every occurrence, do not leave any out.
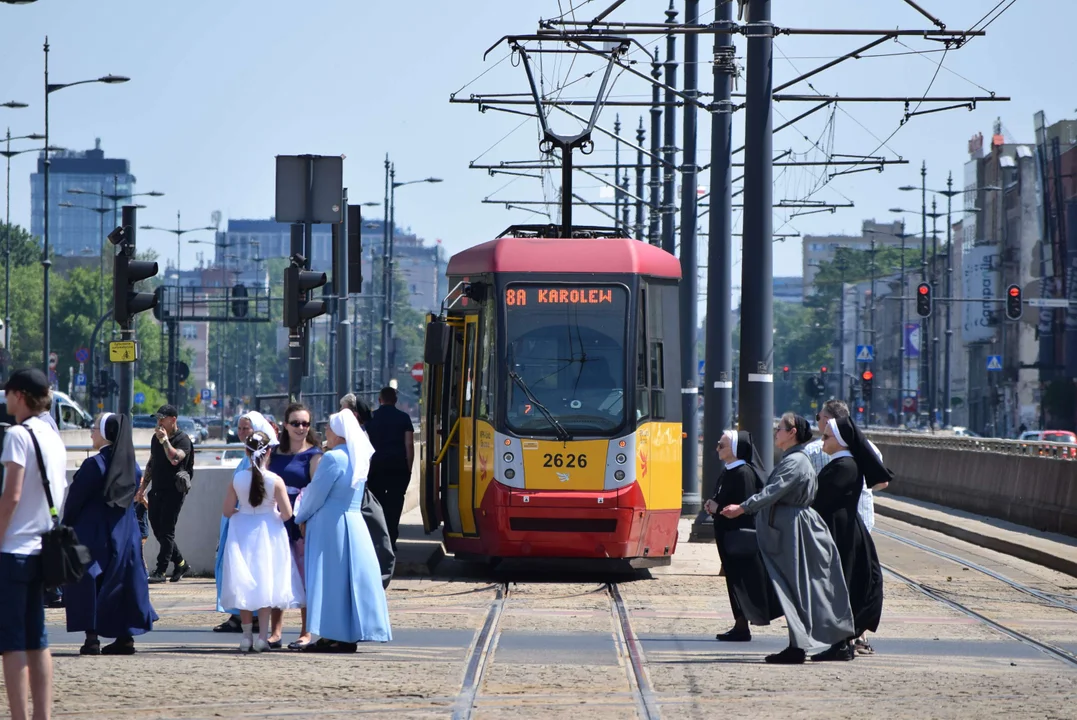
[456,315,479,535]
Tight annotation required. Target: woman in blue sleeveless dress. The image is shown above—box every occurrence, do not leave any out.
[212,411,278,634]
[268,403,322,650]
[295,409,391,651]
[63,413,158,655]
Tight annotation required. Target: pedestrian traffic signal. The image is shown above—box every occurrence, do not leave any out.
[110,224,158,326]
[819,366,828,387]
[283,254,328,328]
[916,282,932,318]
[1005,284,1022,320]
[782,365,790,381]
[861,369,873,401]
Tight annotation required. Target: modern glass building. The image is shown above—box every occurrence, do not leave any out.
[30,139,134,257]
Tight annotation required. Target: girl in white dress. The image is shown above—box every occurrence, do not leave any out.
[219,431,305,652]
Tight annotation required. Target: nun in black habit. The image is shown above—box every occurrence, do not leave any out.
[809,416,888,661]
[704,430,780,641]
[63,413,158,655]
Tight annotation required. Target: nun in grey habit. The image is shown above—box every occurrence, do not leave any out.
[721,412,855,665]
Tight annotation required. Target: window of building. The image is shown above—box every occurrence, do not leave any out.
[181,324,198,340]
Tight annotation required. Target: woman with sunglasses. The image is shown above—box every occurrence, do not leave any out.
[720,412,854,665]
[267,403,322,650]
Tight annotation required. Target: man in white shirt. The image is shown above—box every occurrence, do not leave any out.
[0,368,69,720]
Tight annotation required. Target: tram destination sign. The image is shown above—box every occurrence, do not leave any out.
[504,285,619,307]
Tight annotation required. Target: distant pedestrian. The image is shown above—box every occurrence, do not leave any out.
[365,387,415,549]
[63,413,157,656]
[135,405,194,583]
[0,368,69,720]
[219,431,304,653]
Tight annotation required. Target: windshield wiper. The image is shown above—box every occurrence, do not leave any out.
[508,371,572,442]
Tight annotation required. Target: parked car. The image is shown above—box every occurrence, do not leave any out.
[952,427,981,438]
[189,417,210,442]
[1017,429,1076,458]
[0,389,93,431]
[216,446,246,468]
[132,414,157,429]
[176,416,201,445]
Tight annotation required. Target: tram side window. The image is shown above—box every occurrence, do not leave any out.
[636,291,650,420]
[478,302,495,419]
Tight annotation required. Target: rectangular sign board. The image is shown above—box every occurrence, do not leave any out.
[1026,298,1070,308]
[109,341,139,363]
[275,155,344,225]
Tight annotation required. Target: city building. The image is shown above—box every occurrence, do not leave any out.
[30,139,135,257]
[801,219,909,297]
[773,276,804,304]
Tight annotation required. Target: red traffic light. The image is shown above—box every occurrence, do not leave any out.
[1008,286,1020,297]
[783,365,790,372]
[918,284,929,295]
[820,366,828,373]
[862,370,874,381]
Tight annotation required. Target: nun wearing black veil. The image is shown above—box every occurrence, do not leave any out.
[63,413,158,655]
[810,416,888,660]
[704,430,780,641]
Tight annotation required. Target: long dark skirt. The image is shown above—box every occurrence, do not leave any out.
[715,532,781,626]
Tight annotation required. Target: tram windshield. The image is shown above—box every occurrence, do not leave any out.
[503,283,628,436]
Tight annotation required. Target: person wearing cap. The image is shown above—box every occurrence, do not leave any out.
[134,404,195,583]
[0,368,69,720]
[62,413,158,655]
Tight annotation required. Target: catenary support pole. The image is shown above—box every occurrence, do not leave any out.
[739,0,775,470]
[678,0,701,517]
[694,0,736,540]
[648,48,663,245]
[635,118,646,239]
[660,2,678,255]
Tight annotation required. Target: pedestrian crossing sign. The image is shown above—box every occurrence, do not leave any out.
[856,345,874,362]
[987,355,1003,371]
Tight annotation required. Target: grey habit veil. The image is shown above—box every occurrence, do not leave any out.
[740,419,855,650]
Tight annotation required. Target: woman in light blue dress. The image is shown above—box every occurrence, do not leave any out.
[212,412,279,633]
[295,409,391,651]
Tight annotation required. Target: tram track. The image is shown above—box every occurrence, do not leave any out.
[452,581,660,720]
[877,527,1077,615]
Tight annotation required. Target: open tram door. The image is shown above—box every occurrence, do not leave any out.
[420,314,452,533]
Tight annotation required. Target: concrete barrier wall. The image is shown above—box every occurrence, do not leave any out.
[872,439,1077,537]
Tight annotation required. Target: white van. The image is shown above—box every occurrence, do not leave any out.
[0,388,94,430]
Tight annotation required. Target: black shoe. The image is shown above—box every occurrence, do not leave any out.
[811,641,855,662]
[765,646,806,664]
[716,628,752,642]
[101,638,136,656]
[148,571,167,584]
[213,617,243,633]
[79,641,101,656]
[268,639,282,650]
[170,561,192,583]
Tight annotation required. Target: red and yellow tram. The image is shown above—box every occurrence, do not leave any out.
[419,226,683,565]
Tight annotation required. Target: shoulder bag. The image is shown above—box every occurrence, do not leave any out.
[25,425,91,589]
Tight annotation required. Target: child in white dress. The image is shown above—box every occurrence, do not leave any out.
[219,431,305,652]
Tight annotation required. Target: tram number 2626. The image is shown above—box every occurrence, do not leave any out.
[542,453,588,468]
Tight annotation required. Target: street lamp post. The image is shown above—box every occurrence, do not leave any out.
[381,162,442,387]
[43,37,128,376]
[1,127,46,357]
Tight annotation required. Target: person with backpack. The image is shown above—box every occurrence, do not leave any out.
[0,369,69,720]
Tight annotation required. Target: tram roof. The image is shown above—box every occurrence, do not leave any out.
[446,236,681,279]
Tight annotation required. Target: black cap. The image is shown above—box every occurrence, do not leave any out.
[4,368,50,397]
[156,404,178,418]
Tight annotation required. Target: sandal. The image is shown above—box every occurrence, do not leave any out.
[302,637,356,653]
[213,617,242,633]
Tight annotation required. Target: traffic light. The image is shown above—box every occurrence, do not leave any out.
[231,284,249,318]
[347,204,363,294]
[819,365,828,390]
[283,255,328,328]
[861,369,874,401]
[916,282,932,318]
[1005,284,1022,320]
[109,224,158,326]
[782,365,790,381]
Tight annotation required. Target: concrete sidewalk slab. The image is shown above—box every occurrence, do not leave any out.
[874,493,1077,578]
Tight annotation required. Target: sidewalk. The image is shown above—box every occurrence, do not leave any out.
[874,493,1077,577]
[392,505,446,576]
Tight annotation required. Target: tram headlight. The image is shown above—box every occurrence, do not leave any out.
[504,469,516,480]
[503,452,514,463]
[616,453,627,464]
[614,470,625,481]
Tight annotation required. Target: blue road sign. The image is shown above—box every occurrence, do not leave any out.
[134,392,146,405]
[855,344,874,362]
[75,347,89,364]
[698,360,705,375]
[75,373,86,387]
[201,388,211,401]
[987,355,1003,371]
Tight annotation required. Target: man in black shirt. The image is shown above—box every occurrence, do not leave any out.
[365,387,414,549]
[134,405,194,583]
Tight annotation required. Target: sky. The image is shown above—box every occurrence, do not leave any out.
[1,0,1073,293]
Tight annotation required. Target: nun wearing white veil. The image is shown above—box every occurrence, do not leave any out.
[294,409,391,651]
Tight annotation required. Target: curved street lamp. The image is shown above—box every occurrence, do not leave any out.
[42,36,129,375]
[139,210,215,278]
